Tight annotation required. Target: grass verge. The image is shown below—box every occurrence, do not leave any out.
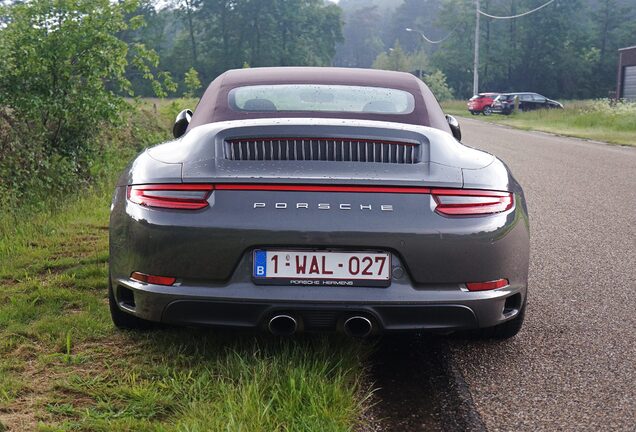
[0,100,374,431]
[441,99,636,146]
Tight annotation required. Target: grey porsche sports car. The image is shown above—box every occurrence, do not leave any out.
[109,67,529,338]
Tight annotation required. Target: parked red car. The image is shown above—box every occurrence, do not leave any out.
[467,93,499,116]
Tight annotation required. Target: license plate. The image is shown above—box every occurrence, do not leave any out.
[253,250,391,286]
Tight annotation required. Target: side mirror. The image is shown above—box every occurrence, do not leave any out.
[173,109,193,138]
[445,114,461,141]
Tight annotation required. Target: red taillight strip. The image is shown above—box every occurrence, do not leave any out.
[432,188,513,216]
[128,184,213,210]
[466,279,509,291]
[132,184,214,191]
[127,183,513,215]
[215,184,432,194]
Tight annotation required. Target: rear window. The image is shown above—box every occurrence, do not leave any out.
[229,84,416,115]
[496,95,514,101]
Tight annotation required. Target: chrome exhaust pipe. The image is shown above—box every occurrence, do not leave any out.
[268,314,298,336]
[343,316,373,338]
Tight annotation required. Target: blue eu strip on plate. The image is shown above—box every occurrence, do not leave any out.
[253,250,267,277]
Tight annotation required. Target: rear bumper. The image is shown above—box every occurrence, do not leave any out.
[110,253,527,332]
[112,283,525,332]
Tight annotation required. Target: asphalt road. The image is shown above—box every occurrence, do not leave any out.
[449,119,636,431]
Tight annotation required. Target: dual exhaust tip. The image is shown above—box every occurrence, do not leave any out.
[268,314,298,336]
[268,314,373,338]
[342,316,373,338]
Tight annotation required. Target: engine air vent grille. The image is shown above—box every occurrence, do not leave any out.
[224,137,420,164]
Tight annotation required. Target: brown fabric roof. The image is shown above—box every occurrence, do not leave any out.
[188,67,451,133]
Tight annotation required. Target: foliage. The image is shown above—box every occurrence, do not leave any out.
[335,0,636,99]
[372,42,454,100]
[423,70,454,101]
[122,0,343,96]
[333,1,392,67]
[184,67,202,98]
[0,0,175,210]
[372,42,413,72]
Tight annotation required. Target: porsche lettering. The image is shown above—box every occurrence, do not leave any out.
[253,202,394,211]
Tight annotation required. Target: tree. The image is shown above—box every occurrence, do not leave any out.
[429,0,475,98]
[372,42,453,100]
[144,0,343,92]
[372,42,412,71]
[184,67,202,97]
[423,70,453,101]
[385,0,445,54]
[0,0,175,163]
[181,0,198,68]
[591,0,636,97]
[334,3,389,67]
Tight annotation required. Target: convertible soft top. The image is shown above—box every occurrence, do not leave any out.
[188,67,451,133]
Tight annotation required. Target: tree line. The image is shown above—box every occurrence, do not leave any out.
[335,0,636,99]
[123,0,343,96]
[122,0,636,100]
[3,0,635,101]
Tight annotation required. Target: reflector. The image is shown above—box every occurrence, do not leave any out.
[131,272,176,286]
[466,279,509,291]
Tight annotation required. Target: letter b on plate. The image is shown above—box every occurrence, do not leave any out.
[253,250,267,277]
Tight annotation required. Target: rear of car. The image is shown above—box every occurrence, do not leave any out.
[467,93,498,115]
[491,94,516,114]
[109,68,529,338]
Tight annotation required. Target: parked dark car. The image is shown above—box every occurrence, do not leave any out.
[109,67,529,339]
[491,92,563,115]
[467,92,499,116]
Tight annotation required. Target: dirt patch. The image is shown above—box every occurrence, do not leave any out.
[0,279,18,288]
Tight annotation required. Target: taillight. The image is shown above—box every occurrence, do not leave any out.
[432,189,513,216]
[131,272,176,286]
[466,278,509,291]
[127,184,213,210]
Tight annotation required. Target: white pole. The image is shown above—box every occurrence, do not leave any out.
[473,0,480,95]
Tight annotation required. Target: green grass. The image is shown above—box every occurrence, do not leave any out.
[0,100,375,431]
[441,99,636,146]
[440,99,469,118]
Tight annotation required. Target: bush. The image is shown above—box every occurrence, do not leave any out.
[423,70,454,102]
[0,0,175,210]
[372,43,454,100]
[184,67,202,98]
